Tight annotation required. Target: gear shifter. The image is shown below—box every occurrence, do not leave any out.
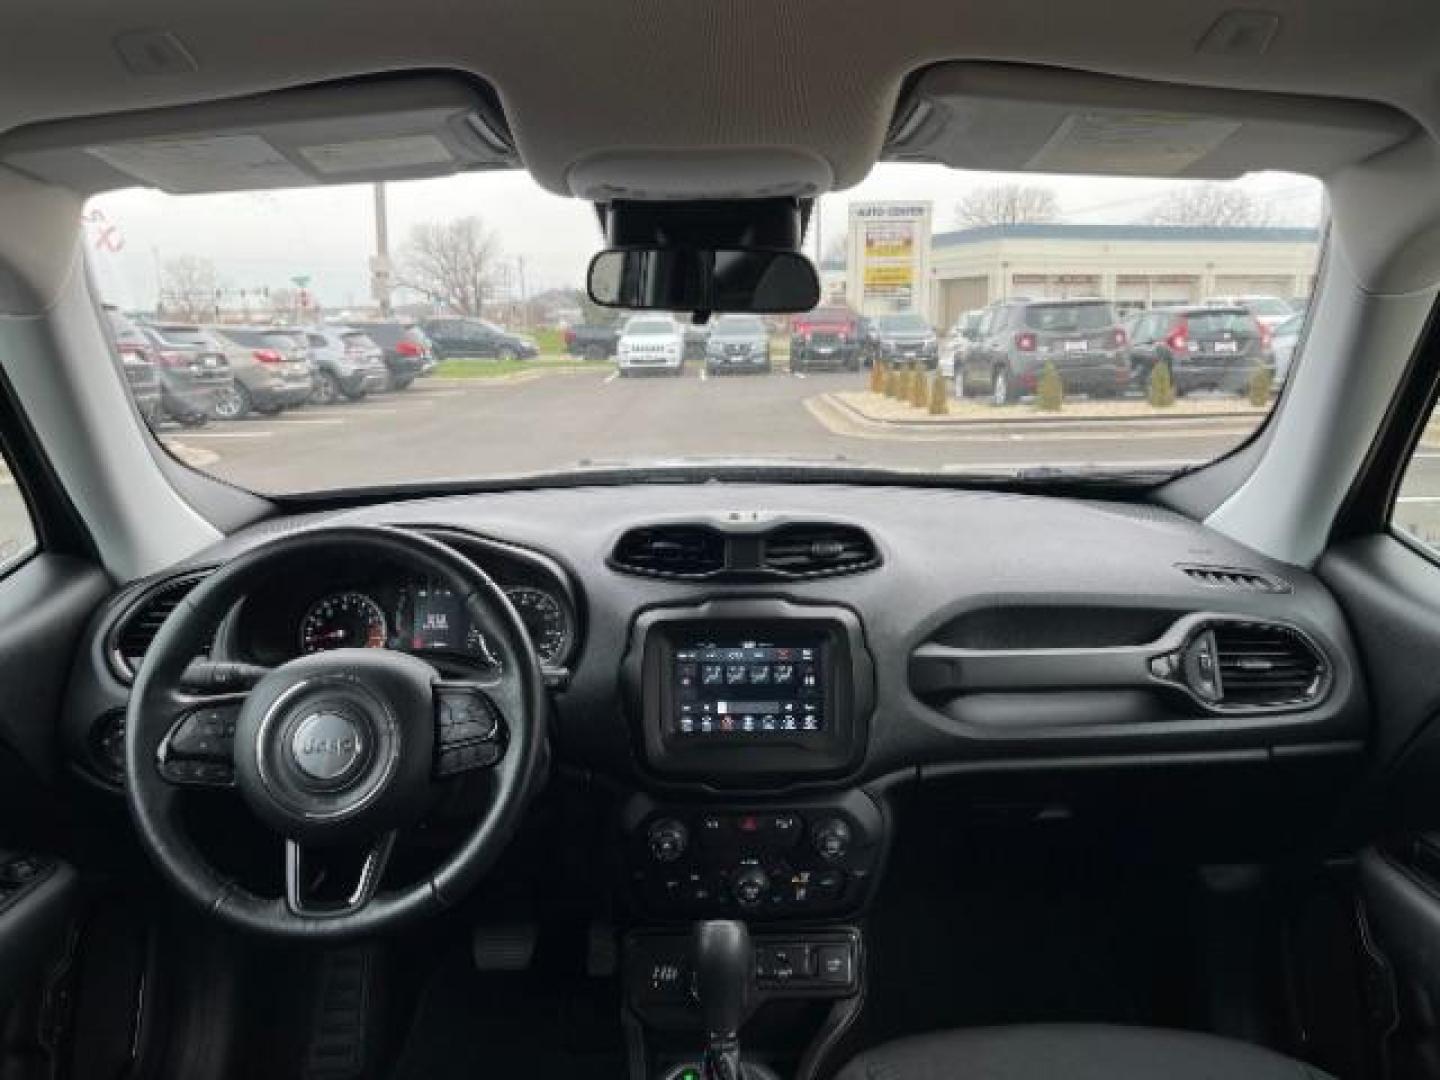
[692,920,752,1080]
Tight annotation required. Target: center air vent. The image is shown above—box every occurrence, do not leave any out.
[1177,620,1328,710]
[761,524,879,578]
[108,571,212,681]
[611,526,727,579]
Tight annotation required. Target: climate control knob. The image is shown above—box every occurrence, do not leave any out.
[647,818,689,863]
[732,866,770,908]
[811,817,852,861]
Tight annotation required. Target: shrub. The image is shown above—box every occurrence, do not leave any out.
[928,371,949,415]
[869,360,886,394]
[1035,362,1064,412]
[1147,363,1176,409]
[1247,365,1274,406]
[910,364,929,407]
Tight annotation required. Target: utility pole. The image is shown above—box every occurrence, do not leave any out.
[371,182,393,317]
[814,195,823,264]
[516,255,528,329]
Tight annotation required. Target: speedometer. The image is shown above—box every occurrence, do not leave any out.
[299,592,388,654]
[505,587,571,665]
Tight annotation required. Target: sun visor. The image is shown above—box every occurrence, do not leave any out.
[884,63,1416,179]
[0,74,518,195]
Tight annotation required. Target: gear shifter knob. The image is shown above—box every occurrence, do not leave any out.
[693,920,752,1080]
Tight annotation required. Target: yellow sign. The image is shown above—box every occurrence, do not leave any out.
[864,263,914,287]
[864,224,914,260]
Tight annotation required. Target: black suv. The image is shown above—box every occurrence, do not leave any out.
[958,298,1129,405]
[1126,306,1274,395]
[422,318,539,362]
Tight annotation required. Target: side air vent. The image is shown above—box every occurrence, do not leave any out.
[761,524,879,578]
[1211,622,1327,707]
[1175,620,1328,710]
[108,572,211,681]
[1178,564,1290,593]
[611,526,727,579]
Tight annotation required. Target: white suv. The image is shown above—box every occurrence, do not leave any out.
[616,316,686,376]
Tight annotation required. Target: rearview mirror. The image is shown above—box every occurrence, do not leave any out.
[587,248,820,314]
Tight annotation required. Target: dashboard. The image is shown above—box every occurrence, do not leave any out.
[65,486,1368,801]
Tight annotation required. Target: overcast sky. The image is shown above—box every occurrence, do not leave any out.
[88,166,1322,312]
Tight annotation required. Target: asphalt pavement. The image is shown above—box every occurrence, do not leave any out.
[159,366,1274,493]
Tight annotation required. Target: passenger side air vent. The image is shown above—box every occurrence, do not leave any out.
[108,572,211,681]
[1175,620,1328,710]
[611,526,727,579]
[1178,564,1290,593]
[1211,622,1326,707]
[761,524,879,578]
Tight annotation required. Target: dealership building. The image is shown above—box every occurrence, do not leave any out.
[822,222,1320,328]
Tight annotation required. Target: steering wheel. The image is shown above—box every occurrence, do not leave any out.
[124,525,548,938]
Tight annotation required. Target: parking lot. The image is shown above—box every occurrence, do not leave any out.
[156,363,1270,491]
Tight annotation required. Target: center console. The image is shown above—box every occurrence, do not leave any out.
[619,600,882,1079]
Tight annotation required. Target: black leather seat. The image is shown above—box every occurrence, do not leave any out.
[834,1024,1335,1079]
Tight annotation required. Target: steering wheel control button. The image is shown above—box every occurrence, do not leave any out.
[160,702,242,786]
[434,686,506,777]
[290,708,368,788]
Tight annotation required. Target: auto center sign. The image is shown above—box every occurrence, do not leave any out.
[847,201,932,316]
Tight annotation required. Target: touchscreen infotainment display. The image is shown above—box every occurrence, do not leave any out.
[671,638,825,737]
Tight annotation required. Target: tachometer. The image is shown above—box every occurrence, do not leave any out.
[299,592,388,654]
[505,587,571,665]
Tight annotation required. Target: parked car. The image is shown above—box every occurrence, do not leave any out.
[565,323,621,360]
[683,322,710,362]
[348,321,433,389]
[616,315,685,376]
[704,314,772,375]
[872,312,939,369]
[1200,294,1295,331]
[1271,312,1305,386]
[959,298,1129,405]
[200,325,315,418]
[139,325,233,426]
[301,326,389,404]
[422,318,539,362]
[1127,305,1274,395]
[940,310,984,379]
[790,306,861,371]
[100,305,164,425]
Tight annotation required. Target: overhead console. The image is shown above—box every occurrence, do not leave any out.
[623,599,873,785]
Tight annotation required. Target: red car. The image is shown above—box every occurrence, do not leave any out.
[790,306,861,372]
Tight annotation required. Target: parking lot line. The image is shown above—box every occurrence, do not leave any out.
[162,430,274,439]
[604,371,620,385]
[792,371,807,380]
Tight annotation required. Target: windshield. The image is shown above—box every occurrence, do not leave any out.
[1024,302,1116,333]
[1246,298,1294,318]
[1185,311,1257,335]
[86,167,1321,493]
[625,320,677,336]
[713,316,767,336]
[877,314,930,334]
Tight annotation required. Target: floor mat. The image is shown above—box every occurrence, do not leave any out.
[388,943,625,1080]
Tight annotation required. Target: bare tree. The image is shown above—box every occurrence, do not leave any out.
[396,216,499,316]
[159,255,218,321]
[954,184,1059,229]
[1146,183,1270,227]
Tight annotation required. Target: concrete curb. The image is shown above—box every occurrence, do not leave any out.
[160,439,220,467]
[824,392,1263,432]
